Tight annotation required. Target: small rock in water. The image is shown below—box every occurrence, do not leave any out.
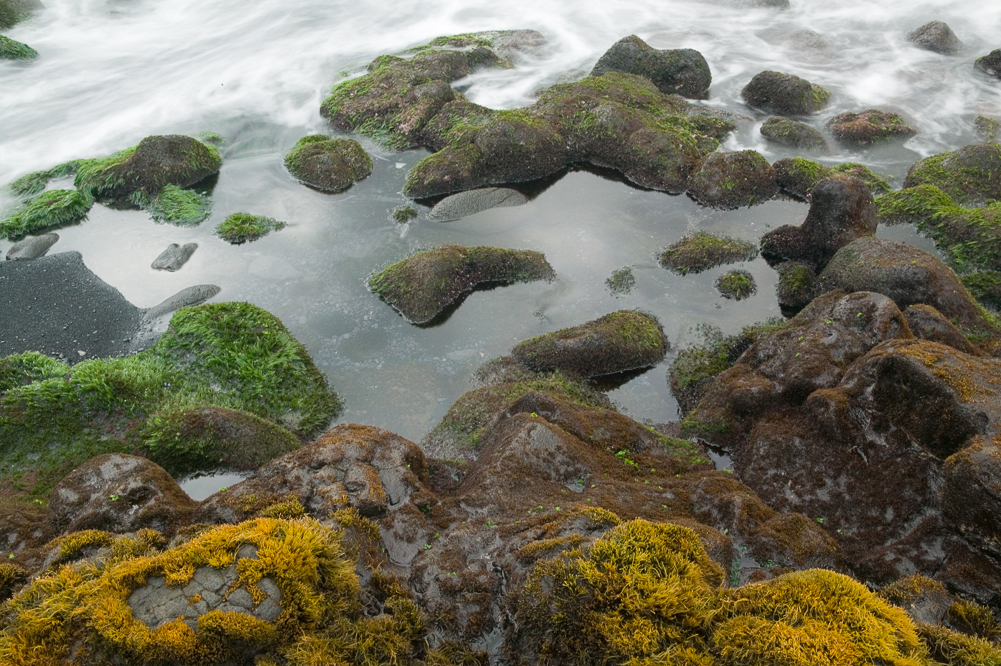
[590,34,711,99]
[759,117,827,151]
[906,20,964,55]
[740,70,830,116]
[151,242,197,271]
[143,284,221,323]
[975,50,1001,79]
[827,109,916,147]
[427,187,528,221]
[6,233,58,260]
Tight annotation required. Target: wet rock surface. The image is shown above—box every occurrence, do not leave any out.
[907,20,964,55]
[828,109,917,146]
[151,242,197,271]
[759,116,827,150]
[686,150,778,209]
[772,157,891,200]
[976,49,1001,79]
[740,70,830,115]
[142,284,221,322]
[903,142,1001,206]
[6,233,58,260]
[426,187,528,221]
[590,34,711,98]
[284,135,372,192]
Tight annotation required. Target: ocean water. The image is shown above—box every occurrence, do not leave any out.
[0,0,996,444]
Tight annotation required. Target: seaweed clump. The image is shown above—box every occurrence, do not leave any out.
[284,135,372,192]
[902,142,1001,207]
[715,269,757,300]
[660,232,757,275]
[0,35,37,60]
[605,266,636,295]
[139,184,212,226]
[961,271,1001,310]
[773,157,891,200]
[0,189,93,240]
[215,213,286,244]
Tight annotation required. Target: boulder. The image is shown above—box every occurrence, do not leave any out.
[0,189,92,240]
[6,233,58,260]
[368,245,555,324]
[141,284,220,322]
[943,434,1001,558]
[903,142,1001,206]
[686,150,778,209]
[775,261,820,312]
[0,0,42,29]
[761,175,877,270]
[151,242,197,271]
[902,304,978,355]
[659,231,757,274]
[590,35,711,98]
[759,116,827,150]
[0,34,37,60]
[511,310,668,377]
[48,453,198,535]
[906,21,964,55]
[773,157,891,201]
[879,575,953,625]
[740,70,830,115]
[976,49,1001,79]
[283,135,372,192]
[426,187,527,221]
[828,109,916,146]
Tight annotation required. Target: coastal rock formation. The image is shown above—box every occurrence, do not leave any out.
[590,34,711,98]
[772,157,890,200]
[828,109,917,146]
[759,116,827,150]
[903,142,1001,206]
[740,70,831,115]
[976,49,1001,79]
[907,20,964,55]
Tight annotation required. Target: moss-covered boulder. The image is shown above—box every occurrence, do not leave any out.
[776,261,820,312]
[214,213,286,244]
[715,269,756,300]
[511,310,668,378]
[740,70,831,115]
[902,304,979,355]
[0,0,41,29]
[687,150,777,209]
[590,34,711,99]
[660,231,757,275]
[284,135,372,192]
[827,109,916,147]
[0,189,92,239]
[369,245,554,324]
[759,116,827,150]
[906,20,964,55]
[773,157,891,201]
[0,302,340,495]
[976,49,1001,79]
[74,134,221,201]
[961,271,1001,310]
[902,142,1001,206]
[975,115,1000,141]
[0,35,37,60]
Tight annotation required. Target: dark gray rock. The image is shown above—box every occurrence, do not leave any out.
[427,187,528,221]
[142,284,221,323]
[590,35,711,99]
[6,233,58,260]
[907,21,963,55]
[151,242,197,271]
[740,70,830,115]
[759,117,827,150]
[976,50,1001,79]
[687,150,778,209]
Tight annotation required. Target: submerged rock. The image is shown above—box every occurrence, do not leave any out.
[605,266,635,295]
[590,34,711,99]
[142,284,221,322]
[426,187,528,221]
[0,189,92,240]
[740,70,831,115]
[5,232,58,260]
[715,269,757,300]
[0,34,37,60]
[907,20,964,55]
[151,242,197,271]
[511,310,668,378]
[975,115,1001,141]
[828,109,916,147]
[141,184,211,226]
[214,213,285,244]
[284,135,372,192]
[903,142,1001,206]
[687,150,777,209]
[369,245,555,324]
[660,231,757,274]
[759,116,827,150]
[772,157,891,200]
[976,49,1001,79]
[0,0,42,29]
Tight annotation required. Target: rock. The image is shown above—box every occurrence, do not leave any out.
[944,434,1001,559]
[828,109,916,147]
[818,237,993,330]
[740,70,831,115]
[0,0,42,29]
[283,135,372,192]
[6,233,58,260]
[772,157,891,201]
[902,304,978,355]
[75,135,222,201]
[0,503,55,561]
[961,271,1001,310]
[715,269,756,300]
[368,245,554,324]
[975,115,1000,141]
[761,175,877,270]
[426,187,528,221]
[151,242,196,271]
[907,21,964,55]
[903,142,1001,206]
[775,261,820,312]
[879,575,953,625]
[589,35,711,99]
[0,189,92,240]
[510,310,668,378]
[48,454,198,536]
[686,150,778,209]
[0,35,37,60]
[659,231,757,274]
[142,284,221,322]
[759,116,827,150]
[214,213,285,244]
[975,49,1001,79]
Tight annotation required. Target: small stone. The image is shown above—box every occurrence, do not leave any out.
[257,577,281,601]
[142,284,221,322]
[225,587,254,611]
[255,598,282,622]
[191,565,229,593]
[906,21,963,55]
[6,233,58,260]
[236,544,258,560]
[427,187,527,221]
[151,243,197,271]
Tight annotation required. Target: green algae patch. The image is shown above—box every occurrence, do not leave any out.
[773,157,891,201]
[0,189,93,239]
[284,135,372,192]
[903,143,1001,206]
[660,231,757,275]
[7,160,84,197]
[0,35,37,60]
[215,213,286,244]
[139,184,212,226]
[962,271,1001,310]
[512,310,668,378]
[0,0,41,29]
[715,269,756,300]
[369,244,555,324]
[392,204,418,223]
[605,266,636,295]
[0,302,340,495]
[776,261,820,311]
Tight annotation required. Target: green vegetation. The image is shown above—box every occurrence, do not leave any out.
[975,116,1000,141]
[759,117,826,150]
[392,204,418,222]
[777,262,819,309]
[0,189,93,239]
[138,184,212,226]
[715,269,756,300]
[605,266,636,295]
[284,135,372,192]
[773,157,891,200]
[215,213,286,244]
[903,143,1001,206]
[961,271,1001,310]
[660,232,757,275]
[7,160,84,196]
[0,302,340,495]
[0,35,37,60]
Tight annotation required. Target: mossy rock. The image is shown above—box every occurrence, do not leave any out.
[660,231,757,275]
[687,150,777,209]
[511,310,668,378]
[215,213,286,244]
[773,157,890,201]
[0,302,340,495]
[961,271,1001,310]
[975,115,1001,142]
[902,142,1001,206]
[0,0,42,29]
[0,189,93,240]
[284,135,372,192]
[976,49,1001,79]
[759,116,827,150]
[827,109,916,147]
[140,184,212,226]
[605,266,636,295]
[74,135,221,201]
[0,35,37,60]
[715,269,756,300]
[590,34,711,99]
[776,261,820,312]
[740,70,831,115]
[906,20,964,55]
[368,244,555,324]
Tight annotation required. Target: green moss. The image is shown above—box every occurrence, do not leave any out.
[715,269,756,300]
[192,131,225,147]
[0,189,93,239]
[660,232,757,275]
[975,116,1001,142]
[961,271,1001,310]
[392,205,418,223]
[284,136,372,192]
[0,352,68,393]
[0,302,340,495]
[903,143,1001,206]
[137,184,212,226]
[215,213,286,244]
[831,162,892,196]
[8,170,50,196]
[605,267,636,295]
[0,35,37,60]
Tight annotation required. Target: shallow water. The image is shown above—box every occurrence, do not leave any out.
[1,0,995,445]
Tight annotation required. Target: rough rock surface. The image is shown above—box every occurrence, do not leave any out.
[976,49,1001,79]
[740,70,830,115]
[151,242,197,271]
[426,187,528,221]
[6,233,58,260]
[759,116,827,150]
[902,304,979,355]
[772,157,891,200]
[828,109,916,146]
[906,20,964,55]
[284,135,372,192]
[590,34,711,98]
[686,150,778,209]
